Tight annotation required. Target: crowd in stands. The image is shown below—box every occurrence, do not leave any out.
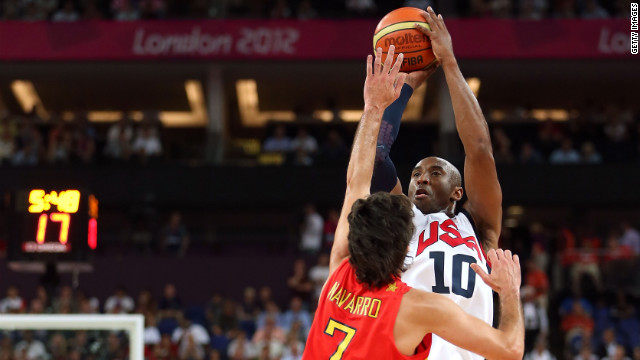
[0,112,163,166]
[0,0,632,21]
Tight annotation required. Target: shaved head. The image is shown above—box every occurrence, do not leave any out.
[408,157,463,216]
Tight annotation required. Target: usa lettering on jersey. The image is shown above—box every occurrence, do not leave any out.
[416,219,483,260]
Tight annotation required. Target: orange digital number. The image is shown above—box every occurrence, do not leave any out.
[35,213,71,244]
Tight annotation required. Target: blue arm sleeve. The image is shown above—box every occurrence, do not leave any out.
[370,84,413,193]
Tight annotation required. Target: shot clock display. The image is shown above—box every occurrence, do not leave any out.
[5,189,98,262]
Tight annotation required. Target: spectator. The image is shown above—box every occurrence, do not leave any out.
[281,333,304,360]
[257,301,284,330]
[218,300,240,334]
[104,117,134,161]
[72,114,96,164]
[550,138,581,164]
[153,333,179,359]
[172,313,210,353]
[46,123,72,165]
[598,328,621,358]
[290,128,318,162]
[525,259,550,304]
[581,0,609,18]
[281,297,311,334]
[179,332,205,360]
[132,124,163,161]
[308,253,330,306]
[345,0,376,16]
[238,287,260,322]
[22,2,48,22]
[14,331,48,360]
[206,292,224,326]
[11,143,38,166]
[322,209,339,250]
[490,128,513,164]
[522,286,549,353]
[0,285,26,313]
[581,142,603,164]
[619,222,640,255]
[257,286,274,312]
[209,325,231,357]
[520,142,544,164]
[160,211,190,256]
[252,315,286,349]
[136,289,158,315]
[104,286,135,314]
[296,0,317,19]
[562,300,595,347]
[113,0,140,20]
[524,337,556,360]
[574,346,598,360]
[48,333,68,360]
[263,125,291,154]
[519,0,548,19]
[299,204,323,254]
[52,0,79,21]
[320,129,348,163]
[603,345,632,360]
[159,283,183,319]
[227,331,257,360]
[144,313,162,346]
[286,259,313,303]
[269,0,291,18]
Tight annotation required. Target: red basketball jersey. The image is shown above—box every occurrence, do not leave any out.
[302,258,431,360]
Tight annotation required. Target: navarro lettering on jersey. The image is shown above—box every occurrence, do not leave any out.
[326,281,382,318]
[416,219,482,260]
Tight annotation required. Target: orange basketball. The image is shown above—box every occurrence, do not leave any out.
[373,7,437,73]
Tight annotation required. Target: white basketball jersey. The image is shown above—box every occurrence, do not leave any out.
[401,204,493,360]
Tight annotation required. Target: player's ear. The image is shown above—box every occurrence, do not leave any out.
[451,186,463,202]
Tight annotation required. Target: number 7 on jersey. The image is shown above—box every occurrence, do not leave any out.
[324,319,357,360]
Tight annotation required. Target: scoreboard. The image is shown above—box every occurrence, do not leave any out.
[5,189,98,262]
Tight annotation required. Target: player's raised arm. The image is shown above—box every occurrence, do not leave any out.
[329,46,407,275]
[416,7,502,250]
[402,249,524,360]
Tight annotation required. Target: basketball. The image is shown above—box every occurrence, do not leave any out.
[373,7,437,73]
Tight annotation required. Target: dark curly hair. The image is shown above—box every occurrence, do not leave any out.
[347,192,415,289]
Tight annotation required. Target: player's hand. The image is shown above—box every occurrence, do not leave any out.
[471,249,521,296]
[414,7,455,66]
[404,63,440,90]
[364,46,407,112]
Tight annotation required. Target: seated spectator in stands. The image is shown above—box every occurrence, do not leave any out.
[206,292,224,326]
[159,283,182,319]
[257,286,273,312]
[286,259,313,304]
[619,222,640,255]
[0,125,15,164]
[154,333,179,359]
[0,285,25,313]
[14,331,48,360]
[581,142,603,164]
[82,0,104,19]
[75,289,99,314]
[257,301,284,330]
[52,0,79,21]
[173,312,211,344]
[299,204,323,254]
[72,115,96,164]
[52,286,76,313]
[253,316,286,352]
[49,332,68,360]
[524,337,555,360]
[219,300,240,334]
[562,301,595,348]
[603,345,632,360]
[46,123,72,165]
[525,259,549,305]
[136,289,158,315]
[632,347,640,360]
[105,286,135,314]
[611,292,640,350]
[269,0,291,18]
[519,0,548,19]
[581,0,609,18]
[550,138,581,164]
[105,117,134,161]
[263,125,291,154]
[291,127,317,162]
[144,313,162,347]
[113,0,140,20]
[11,143,38,166]
[492,128,515,164]
[160,211,190,256]
[281,297,311,334]
[322,209,339,250]
[132,124,163,161]
[210,325,231,356]
[520,142,544,164]
[522,286,549,354]
[179,332,205,360]
[296,0,317,19]
[228,331,257,360]
[238,287,260,322]
[101,333,126,359]
[574,345,598,360]
[309,254,330,307]
[598,328,621,359]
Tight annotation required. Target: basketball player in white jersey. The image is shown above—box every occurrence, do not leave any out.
[368,7,505,360]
